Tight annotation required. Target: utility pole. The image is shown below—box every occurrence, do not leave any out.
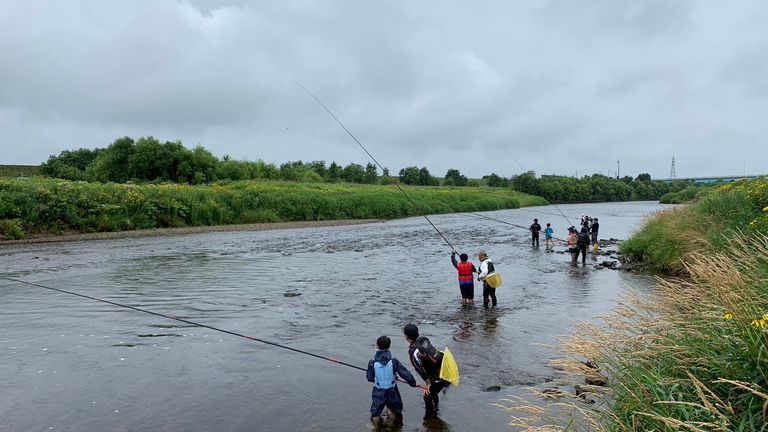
[616,160,620,180]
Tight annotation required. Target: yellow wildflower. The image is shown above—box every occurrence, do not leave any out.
[751,318,767,328]
[723,312,733,321]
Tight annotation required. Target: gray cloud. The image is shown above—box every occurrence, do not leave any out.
[1,0,766,178]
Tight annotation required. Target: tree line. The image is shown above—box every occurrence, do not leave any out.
[40,136,689,202]
[511,173,691,203]
[40,137,449,186]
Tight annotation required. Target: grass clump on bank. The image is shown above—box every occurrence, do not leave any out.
[659,185,713,204]
[502,177,768,431]
[0,177,547,239]
[620,177,768,274]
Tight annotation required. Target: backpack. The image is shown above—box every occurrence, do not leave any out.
[577,232,589,247]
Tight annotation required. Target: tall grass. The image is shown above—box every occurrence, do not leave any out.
[502,233,768,431]
[502,177,768,431]
[621,179,768,274]
[0,177,547,239]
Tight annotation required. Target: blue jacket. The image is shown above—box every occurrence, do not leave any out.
[366,350,417,388]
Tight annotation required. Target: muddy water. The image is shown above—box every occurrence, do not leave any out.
[0,202,668,432]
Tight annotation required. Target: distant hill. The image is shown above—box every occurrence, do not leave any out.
[0,165,41,177]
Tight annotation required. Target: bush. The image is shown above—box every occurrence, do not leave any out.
[0,219,25,240]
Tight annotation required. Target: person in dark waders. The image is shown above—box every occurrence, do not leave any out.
[366,335,418,427]
[577,226,590,264]
[402,324,450,416]
[477,250,497,308]
[451,251,477,306]
[530,218,542,247]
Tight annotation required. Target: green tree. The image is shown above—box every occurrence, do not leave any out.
[326,162,342,182]
[399,166,420,185]
[363,163,378,184]
[444,169,468,186]
[342,163,366,183]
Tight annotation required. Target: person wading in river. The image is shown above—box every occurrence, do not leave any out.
[366,335,418,427]
[577,226,590,264]
[567,227,579,264]
[530,219,542,247]
[402,324,449,416]
[451,251,477,306]
[477,250,497,308]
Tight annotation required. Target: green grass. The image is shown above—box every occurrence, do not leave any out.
[620,178,768,274]
[505,177,768,431]
[0,177,547,239]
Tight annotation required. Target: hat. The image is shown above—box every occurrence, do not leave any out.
[402,323,419,339]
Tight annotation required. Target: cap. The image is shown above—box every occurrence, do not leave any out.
[402,323,419,339]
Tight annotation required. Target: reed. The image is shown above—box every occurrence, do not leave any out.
[503,177,768,431]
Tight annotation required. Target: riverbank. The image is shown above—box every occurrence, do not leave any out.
[0,177,548,240]
[507,177,768,431]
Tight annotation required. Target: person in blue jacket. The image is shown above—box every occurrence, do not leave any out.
[366,335,418,427]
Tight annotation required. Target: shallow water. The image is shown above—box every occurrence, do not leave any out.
[0,202,669,431]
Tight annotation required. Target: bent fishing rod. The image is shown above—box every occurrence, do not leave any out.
[2,276,424,383]
[296,82,457,253]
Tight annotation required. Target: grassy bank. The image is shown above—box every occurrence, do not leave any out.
[620,178,768,274]
[0,177,547,239]
[505,177,768,431]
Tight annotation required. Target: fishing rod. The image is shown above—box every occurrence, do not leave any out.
[296,82,457,253]
[2,276,377,375]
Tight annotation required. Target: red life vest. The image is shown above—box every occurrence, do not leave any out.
[457,261,474,284]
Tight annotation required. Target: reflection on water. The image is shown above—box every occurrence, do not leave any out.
[0,202,663,431]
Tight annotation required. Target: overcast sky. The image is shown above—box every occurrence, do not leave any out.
[1,1,766,179]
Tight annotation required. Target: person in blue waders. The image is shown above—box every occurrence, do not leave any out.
[366,335,418,427]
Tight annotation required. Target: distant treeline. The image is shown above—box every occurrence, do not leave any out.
[40,137,689,203]
[40,136,473,187]
[0,165,40,177]
[512,173,691,203]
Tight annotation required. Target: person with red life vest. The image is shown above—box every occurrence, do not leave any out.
[451,251,477,306]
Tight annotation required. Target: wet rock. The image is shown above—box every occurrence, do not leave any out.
[574,385,596,403]
[600,260,619,269]
[583,361,598,370]
[484,385,502,392]
[585,373,607,386]
[593,265,603,270]
[283,292,302,297]
[540,387,567,398]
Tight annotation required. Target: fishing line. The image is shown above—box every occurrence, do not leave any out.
[3,276,370,371]
[464,212,566,243]
[499,145,575,228]
[296,81,457,252]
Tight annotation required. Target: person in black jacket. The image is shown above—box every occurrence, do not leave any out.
[577,226,590,264]
[402,324,449,415]
[530,219,542,247]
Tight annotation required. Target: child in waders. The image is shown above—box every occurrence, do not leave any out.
[402,324,450,416]
[366,335,418,427]
[451,251,477,306]
[544,223,555,250]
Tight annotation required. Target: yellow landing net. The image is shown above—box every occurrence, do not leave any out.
[439,347,460,386]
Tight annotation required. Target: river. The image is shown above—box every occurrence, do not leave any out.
[0,201,670,432]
